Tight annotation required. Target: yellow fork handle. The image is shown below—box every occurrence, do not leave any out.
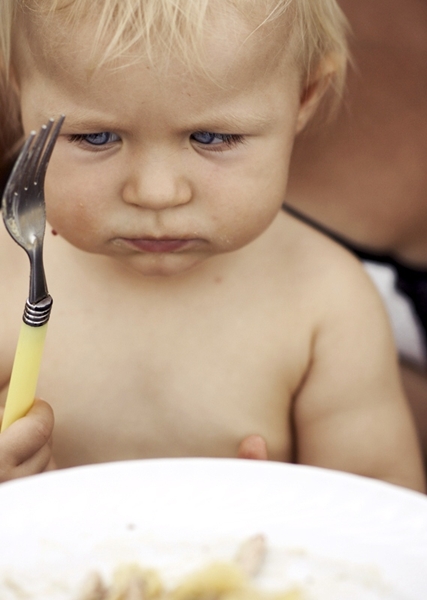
[1,321,48,432]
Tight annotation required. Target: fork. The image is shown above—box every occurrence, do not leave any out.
[1,116,65,432]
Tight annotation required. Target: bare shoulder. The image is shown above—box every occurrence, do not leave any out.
[273,211,399,386]
[271,214,425,491]
[270,211,385,317]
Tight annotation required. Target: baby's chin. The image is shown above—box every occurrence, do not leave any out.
[116,250,217,279]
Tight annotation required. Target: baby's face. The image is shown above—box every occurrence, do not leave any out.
[16,10,310,277]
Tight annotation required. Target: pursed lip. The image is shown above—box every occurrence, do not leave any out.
[120,237,200,253]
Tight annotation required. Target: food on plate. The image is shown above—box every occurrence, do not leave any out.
[75,536,300,600]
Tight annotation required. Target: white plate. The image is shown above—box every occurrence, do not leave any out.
[0,458,426,599]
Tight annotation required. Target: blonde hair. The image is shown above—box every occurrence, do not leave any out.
[1,0,348,84]
[0,0,348,165]
[0,56,22,174]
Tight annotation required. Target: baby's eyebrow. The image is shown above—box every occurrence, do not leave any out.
[60,111,124,132]
[57,105,273,133]
[186,111,272,132]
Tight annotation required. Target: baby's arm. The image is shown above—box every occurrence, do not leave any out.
[294,261,426,493]
[0,399,55,482]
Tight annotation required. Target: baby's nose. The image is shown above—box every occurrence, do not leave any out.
[122,153,192,210]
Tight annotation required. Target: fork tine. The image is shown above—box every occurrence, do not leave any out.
[22,121,54,190]
[3,132,36,200]
[3,116,65,200]
[2,116,65,252]
[34,115,65,185]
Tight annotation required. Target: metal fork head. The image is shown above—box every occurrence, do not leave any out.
[2,116,65,249]
[1,116,65,305]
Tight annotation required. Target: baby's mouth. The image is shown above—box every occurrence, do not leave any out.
[121,237,196,253]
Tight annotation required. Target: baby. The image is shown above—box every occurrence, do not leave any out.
[0,0,424,491]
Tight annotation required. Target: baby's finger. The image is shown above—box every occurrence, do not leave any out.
[2,439,53,481]
[237,434,268,460]
[0,399,54,466]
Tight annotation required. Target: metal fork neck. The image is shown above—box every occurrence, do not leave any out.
[25,244,52,326]
[28,245,49,305]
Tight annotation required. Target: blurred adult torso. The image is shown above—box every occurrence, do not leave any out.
[287,0,427,265]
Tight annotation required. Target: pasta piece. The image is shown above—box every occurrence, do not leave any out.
[234,535,267,577]
[75,571,108,600]
[168,563,247,600]
[107,565,164,600]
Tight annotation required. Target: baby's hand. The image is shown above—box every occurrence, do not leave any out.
[0,399,55,483]
[237,434,268,460]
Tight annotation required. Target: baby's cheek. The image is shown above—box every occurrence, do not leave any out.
[234,192,283,244]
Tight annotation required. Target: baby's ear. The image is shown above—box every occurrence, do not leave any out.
[295,53,341,133]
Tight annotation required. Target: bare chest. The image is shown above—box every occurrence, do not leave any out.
[36,290,308,468]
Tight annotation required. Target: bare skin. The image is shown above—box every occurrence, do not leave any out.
[286,0,427,469]
[0,4,424,491]
[0,401,55,482]
[0,211,423,489]
[237,435,269,461]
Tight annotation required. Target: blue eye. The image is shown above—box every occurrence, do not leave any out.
[83,132,119,145]
[192,131,220,144]
[68,132,120,146]
[191,131,244,148]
